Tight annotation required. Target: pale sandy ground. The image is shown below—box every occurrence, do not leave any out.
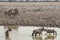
[0,2,60,27]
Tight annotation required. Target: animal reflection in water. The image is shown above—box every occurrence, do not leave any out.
[32,35,55,40]
[32,36,43,40]
[32,27,57,38]
[45,35,55,40]
[5,27,12,39]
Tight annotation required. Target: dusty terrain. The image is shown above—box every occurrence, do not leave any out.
[0,2,60,27]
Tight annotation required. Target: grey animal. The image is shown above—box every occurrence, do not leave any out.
[5,27,12,38]
[32,27,44,36]
[4,8,19,17]
[44,29,57,38]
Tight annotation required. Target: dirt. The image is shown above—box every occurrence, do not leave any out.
[0,2,60,27]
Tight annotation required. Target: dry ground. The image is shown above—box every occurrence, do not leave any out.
[0,2,60,27]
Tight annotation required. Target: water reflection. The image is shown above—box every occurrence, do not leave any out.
[45,35,55,40]
[32,36,43,40]
[4,27,59,40]
[6,37,10,40]
[32,35,55,40]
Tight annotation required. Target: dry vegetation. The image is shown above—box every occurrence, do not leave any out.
[0,2,60,27]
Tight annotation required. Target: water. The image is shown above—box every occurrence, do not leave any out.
[9,26,60,40]
[0,26,5,40]
[0,26,60,40]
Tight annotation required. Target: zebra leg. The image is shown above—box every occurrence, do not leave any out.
[48,33,51,36]
[53,31,57,38]
[35,33,37,36]
[39,32,42,36]
[45,32,48,35]
[32,33,34,36]
[39,34,40,36]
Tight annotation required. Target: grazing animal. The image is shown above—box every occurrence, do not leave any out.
[4,9,13,17]
[5,27,12,38]
[4,10,11,16]
[8,27,12,32]
[13,8,18,15]
[44,29,57,38]
[32,27,44,36]
[5,30,9,38]
[4,8,18,17]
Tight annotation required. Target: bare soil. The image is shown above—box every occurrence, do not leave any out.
[0,2,60,27]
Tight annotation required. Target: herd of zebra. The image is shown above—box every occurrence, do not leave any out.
[32,27,57,38]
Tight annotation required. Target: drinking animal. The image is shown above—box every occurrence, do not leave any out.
[5,27,12,38]
[44,29,57,38]
[32,27,44,36]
